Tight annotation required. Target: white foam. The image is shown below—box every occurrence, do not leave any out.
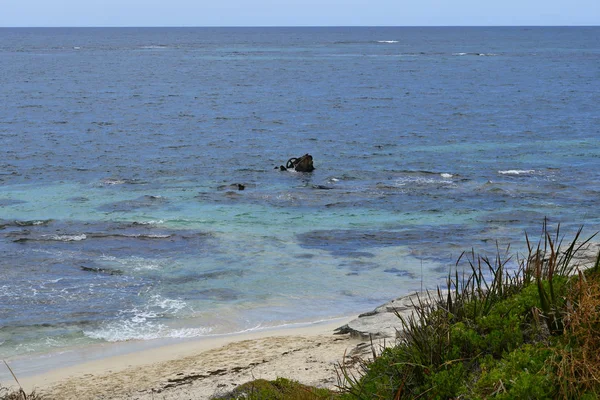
[498,169,535,175]
[100,255,164,271]
[84,318,211,342]
[149,295,187,313]
[395,176,456,186]
[452,52,497,57]
[121,233,171,239]
[45,234,87,241]
[100,178,125,185]
[83,294,202,342]
[134,220,165,225]
[377,40,398,43]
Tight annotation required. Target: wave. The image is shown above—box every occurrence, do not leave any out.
[83,295,210,342]
[49,234,87,241]
[452,52,498,57]
[12,231,172,243]
[99,177,147,186]
[498,169,535,175]
[130,220,165,225]
[393,177,456,187]
[333,40,398,45]
[139,45,169,49]
[14,233,87,242]
[89,233,172,239]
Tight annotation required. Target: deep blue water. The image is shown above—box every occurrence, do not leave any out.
[1,27,599,360]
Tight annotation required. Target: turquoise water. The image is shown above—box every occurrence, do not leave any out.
[1,26,599,360]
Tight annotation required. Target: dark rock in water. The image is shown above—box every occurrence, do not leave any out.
[334,251,375,258]
[280,154,315,172]
[217,183,247,191]
[97,195,169,212]
[68,196,90,203]
[384,268,416,278]
[295,253,315,259]
[80,265,124,275]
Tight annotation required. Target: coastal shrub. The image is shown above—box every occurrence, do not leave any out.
[473,344,555,399]
[211,377,338,400]
[339,224,600,399]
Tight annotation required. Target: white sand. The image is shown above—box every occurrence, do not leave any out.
[11,318,384,399]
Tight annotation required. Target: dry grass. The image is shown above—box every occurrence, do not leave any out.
[554,270,600,399]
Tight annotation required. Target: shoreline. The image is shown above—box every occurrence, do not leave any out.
[4,316,353,380]
[6,316,374,399]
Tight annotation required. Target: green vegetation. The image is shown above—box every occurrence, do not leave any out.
[213,378,338,400]
[215,223,600,399]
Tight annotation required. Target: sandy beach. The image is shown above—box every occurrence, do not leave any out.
[7,317,384,400]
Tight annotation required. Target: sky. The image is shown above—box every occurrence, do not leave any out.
[1,0,599,27]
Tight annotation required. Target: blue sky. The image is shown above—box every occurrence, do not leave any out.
[1,0,598,27]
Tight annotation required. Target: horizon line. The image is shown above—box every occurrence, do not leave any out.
[0,24,599,29]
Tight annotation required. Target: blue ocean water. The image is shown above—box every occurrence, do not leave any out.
[0,27,599,360]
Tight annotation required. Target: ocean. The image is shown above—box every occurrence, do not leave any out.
[1,26,599,363]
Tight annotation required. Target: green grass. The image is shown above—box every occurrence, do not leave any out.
[211,377,338,400]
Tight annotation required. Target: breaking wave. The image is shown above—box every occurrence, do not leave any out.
[498,169,536,175]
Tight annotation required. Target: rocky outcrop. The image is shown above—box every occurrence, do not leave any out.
[278,154,315,172]
[334,291,434,340]
[568,241,600,269]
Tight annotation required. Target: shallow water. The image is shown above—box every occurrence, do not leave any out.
[1,26,599,360]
